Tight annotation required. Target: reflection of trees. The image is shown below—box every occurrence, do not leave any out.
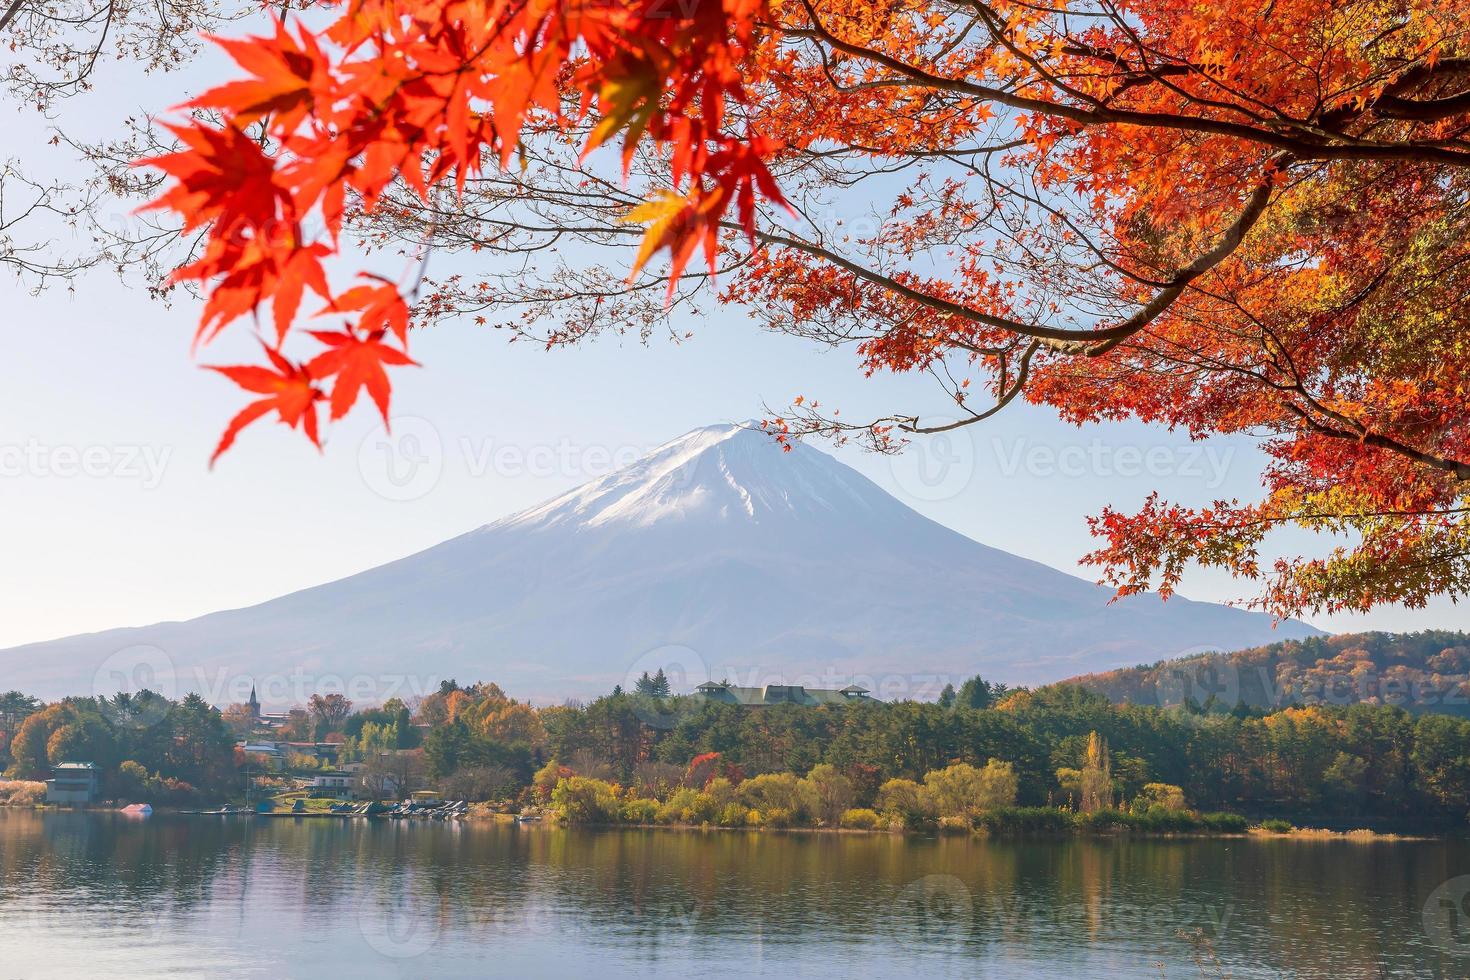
[1,813,1465,974]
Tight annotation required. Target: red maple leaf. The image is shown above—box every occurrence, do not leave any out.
[207,343,324,465]
[322,275,411,344]
[305,330,418,422]
[185,22,328,132]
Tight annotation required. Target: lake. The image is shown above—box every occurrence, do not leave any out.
[1,810,1468,978]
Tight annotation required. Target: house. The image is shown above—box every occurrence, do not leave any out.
[45,762,99,804]
[308,771,356,798]
[692,681,879,706]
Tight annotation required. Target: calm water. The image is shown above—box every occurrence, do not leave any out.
[2,811,1469,978]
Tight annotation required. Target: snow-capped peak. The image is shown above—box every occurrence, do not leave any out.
[493,422,891,531]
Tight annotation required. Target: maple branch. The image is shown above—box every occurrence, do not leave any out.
[750,171,1274,355]
[1373,58,1470,122]
[1281,403,1470,482]
[788,2,1470,168]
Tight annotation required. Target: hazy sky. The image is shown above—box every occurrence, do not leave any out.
[2,24,1464,652]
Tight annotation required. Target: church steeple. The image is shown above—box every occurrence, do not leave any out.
[248,683,260,720]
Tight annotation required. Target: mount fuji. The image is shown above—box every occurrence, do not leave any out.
[0,422,1320,702]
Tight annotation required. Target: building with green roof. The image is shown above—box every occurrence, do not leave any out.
[692,681,878,706]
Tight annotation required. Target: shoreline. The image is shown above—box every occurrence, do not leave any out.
[3,803,1440,841]
[477,813,1436,842]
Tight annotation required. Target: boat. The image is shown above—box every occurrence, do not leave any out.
[119,803,153,817]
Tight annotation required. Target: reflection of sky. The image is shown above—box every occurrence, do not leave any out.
[1,20,1463,654]
[0,812,1459,979]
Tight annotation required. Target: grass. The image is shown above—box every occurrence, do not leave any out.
[1248,824,1420,841]
[269,792,342,812]
[976,807,1249,835]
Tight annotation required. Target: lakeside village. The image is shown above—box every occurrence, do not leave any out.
[7,662,1470,837]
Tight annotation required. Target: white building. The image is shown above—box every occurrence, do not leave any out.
[309,771,355,798]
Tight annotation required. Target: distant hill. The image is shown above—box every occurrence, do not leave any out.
[1068,630,1470,717]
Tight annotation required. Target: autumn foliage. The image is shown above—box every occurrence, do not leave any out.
[139,0,1470,617]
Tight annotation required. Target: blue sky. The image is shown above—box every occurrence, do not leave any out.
[1,24,1464,650]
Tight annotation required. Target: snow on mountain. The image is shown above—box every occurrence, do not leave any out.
[0,422,1321,703]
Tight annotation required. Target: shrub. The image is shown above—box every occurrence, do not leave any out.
[717,802,748,827]
[977,760,1020,811]
[801,764,856,826]
[1076,808,1127,831]
[533,759,572,802]
[620,798,659,824]
[1076,807,1199,832]
[1133,783,1188,813]
[1199,813,1249,833]
[739,773,817,824]
[937,815,971,833]
[975,806,1077,834]
[1259,818,1294,834]
[704,777,739,811]
[762,806,795,828]
[875,778,935,829]
[921,760,1019,820]
[839,807,881,830]
[550,776,620,824]
[924,763,985,819]
[658,787,719,824]
[0,780,46,806]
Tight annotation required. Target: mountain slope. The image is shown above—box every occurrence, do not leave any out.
[0,423,1322,702]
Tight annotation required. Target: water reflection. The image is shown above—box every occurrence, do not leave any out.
[0,810,1465,977]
